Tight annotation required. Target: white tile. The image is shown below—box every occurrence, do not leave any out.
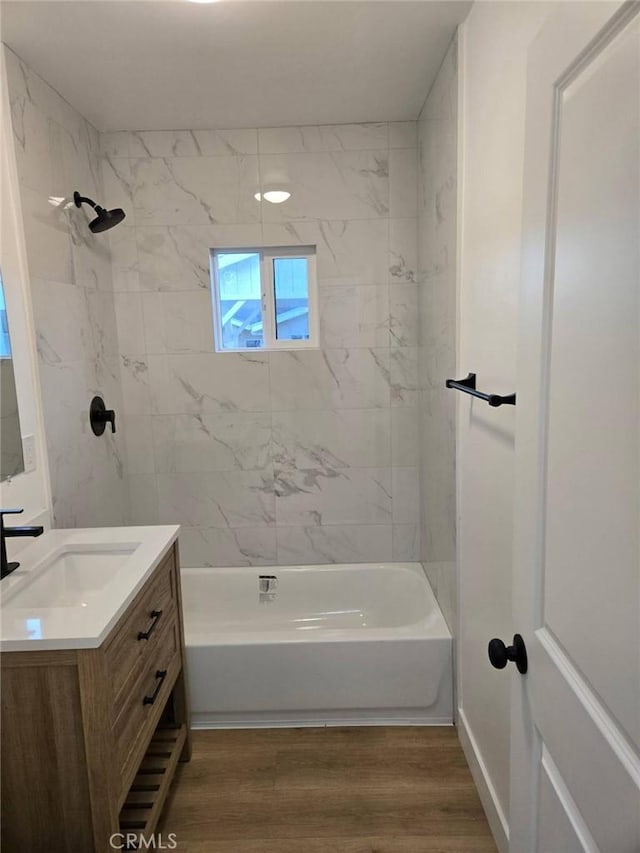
[259,151,388,221]
[38,360,90,472]
[47,123,72,198]
[393,524,421,561]
[389,149,418,219]
[391,408,420,467]
[389,218,418,285]
[390,347,418,407]
[63,134,97,200]
[193,129,259,156]
[258,123,388,154]
[152,413,271,472]
[275,466,392,527]
[86,290,120,360]
[129,129,258,157]
[93,452,129,525]
[56,121,102,211]
[141,291,213,354]
[92,356,124,415]
[114,292,145,354]
[128,474,159,524]
[270,348,390,411]
[389,284,419,347]
[179,526,277,567]
[392,467,420,524]
[419,273,456,388]
[140,292,164,353]
[122,414,155,475]
[128,131,195,158]
[102,155,134,214]
[276,524,393,565]
[163,290,213,353]
[207,223,263,250]
[149,352,270,414]
[49,436,95,527]
[272,409,391,470]
[132,156,260,226]
[420,388,456,562]
[20,187,73,283]
[157,471,275,528]
[319,285,389,348]
[136,226,211,291]
[120,355,152,415]
[31,279,90,364]
[109,227,140,291]
[69,212,114,291]
[100,131,131,159]
[11,97,52,193]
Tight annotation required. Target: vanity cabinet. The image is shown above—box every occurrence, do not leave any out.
[0,541,191,852]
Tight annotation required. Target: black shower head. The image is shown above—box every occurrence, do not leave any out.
[73,191,126,233]
[88,206,126,233]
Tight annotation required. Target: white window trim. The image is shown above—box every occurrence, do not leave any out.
[210,246,319,353]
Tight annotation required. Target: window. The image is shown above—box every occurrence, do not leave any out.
[210,246,318,352]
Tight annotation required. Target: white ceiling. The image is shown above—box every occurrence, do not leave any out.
[0,0,471,131]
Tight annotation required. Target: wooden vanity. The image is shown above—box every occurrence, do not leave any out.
[1,539,191,851]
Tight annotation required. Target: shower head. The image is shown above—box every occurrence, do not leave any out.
[73,191,126,233]
[89,206,126,233]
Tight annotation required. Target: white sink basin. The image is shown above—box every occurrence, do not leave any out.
[3,544,139,608]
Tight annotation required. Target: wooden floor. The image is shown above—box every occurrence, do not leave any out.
[160,727,497,852]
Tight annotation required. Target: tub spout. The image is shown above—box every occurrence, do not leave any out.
[259,575,278,594]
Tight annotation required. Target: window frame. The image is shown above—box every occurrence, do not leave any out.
[210,245,319,353]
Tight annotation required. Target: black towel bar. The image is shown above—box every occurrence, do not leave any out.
[445,373,516,408]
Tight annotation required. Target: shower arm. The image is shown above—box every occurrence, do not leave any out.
[74,192,102,212]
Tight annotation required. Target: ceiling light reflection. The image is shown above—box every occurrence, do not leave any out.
[254,190,291,204]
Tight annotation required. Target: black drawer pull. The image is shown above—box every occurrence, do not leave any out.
[143,669,167,706]
[138,609,163,641]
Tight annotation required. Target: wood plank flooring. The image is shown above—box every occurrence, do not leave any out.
[160,727,497,852]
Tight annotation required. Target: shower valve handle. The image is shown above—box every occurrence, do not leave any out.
[90,396,116,435]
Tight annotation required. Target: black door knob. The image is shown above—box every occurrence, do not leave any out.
[488,633,528,674]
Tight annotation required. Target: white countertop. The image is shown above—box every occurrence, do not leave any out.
[0,525,180,652]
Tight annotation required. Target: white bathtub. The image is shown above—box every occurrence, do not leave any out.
[181,562,453,728]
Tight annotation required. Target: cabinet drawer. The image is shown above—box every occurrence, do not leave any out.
[114,613,181,785]
[105,549,178,707]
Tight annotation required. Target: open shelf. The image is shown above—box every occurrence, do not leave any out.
[119,722,187,847]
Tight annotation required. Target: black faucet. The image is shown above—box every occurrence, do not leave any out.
[1,509,44,580]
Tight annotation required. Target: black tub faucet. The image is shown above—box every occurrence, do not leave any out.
[1,509,44,580]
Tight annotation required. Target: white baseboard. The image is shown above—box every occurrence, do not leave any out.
[192,710,454,729]
[457,706,509,853]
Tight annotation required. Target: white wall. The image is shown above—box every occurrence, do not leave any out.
[0,48,51,538]
[456,3,555,850]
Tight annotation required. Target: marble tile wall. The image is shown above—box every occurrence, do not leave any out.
[5,47,128,527]
[103,122,420,566]
[417,35,459,630]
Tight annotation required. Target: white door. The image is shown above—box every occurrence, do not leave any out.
[509,2,640,851]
